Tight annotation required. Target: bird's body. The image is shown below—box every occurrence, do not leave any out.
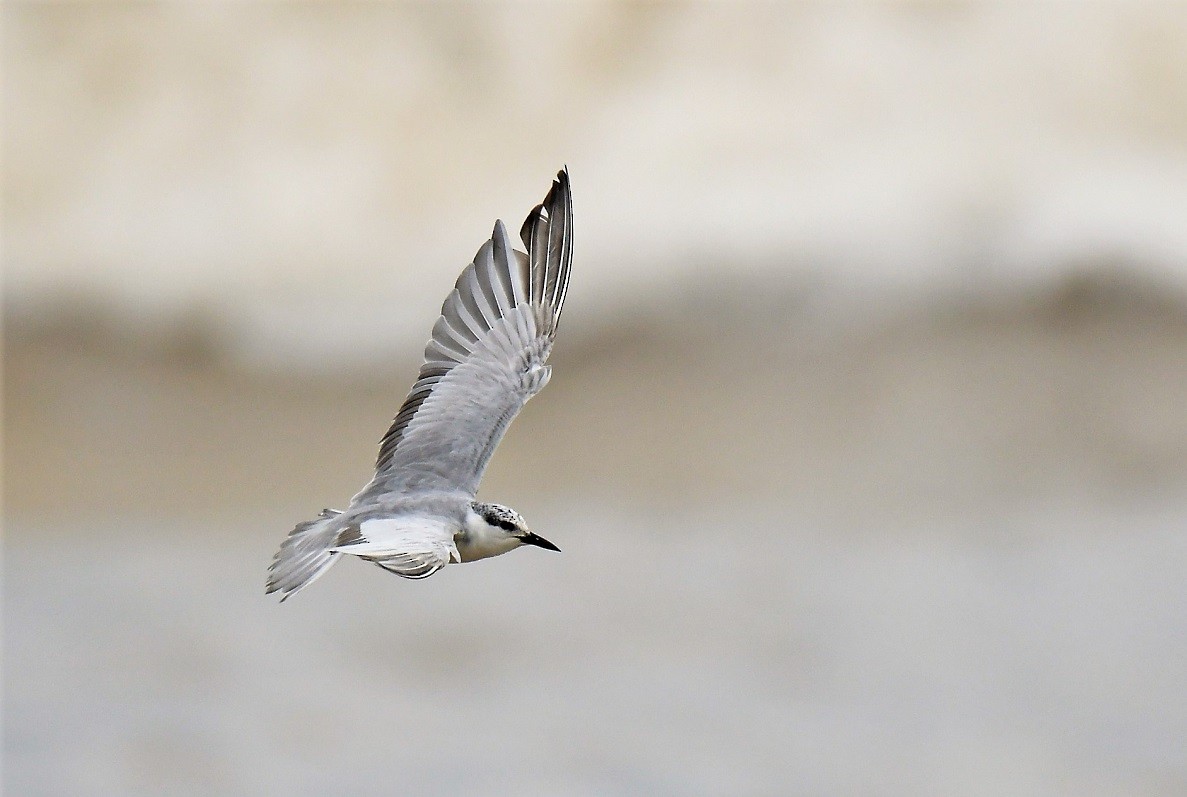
[267,170,572,601]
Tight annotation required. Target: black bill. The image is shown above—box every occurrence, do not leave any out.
[522,532,561,552]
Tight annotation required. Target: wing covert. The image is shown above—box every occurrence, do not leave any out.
[353,169,572,501]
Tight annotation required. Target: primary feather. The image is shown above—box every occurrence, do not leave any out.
[355,169,573,499]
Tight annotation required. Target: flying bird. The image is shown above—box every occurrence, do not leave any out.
[267,169,573,601]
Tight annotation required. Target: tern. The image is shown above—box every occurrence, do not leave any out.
[267,169,572,601]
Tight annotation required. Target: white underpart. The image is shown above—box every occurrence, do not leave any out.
[330,517,459,564]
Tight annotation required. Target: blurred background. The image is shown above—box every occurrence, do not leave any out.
[5,3,1187,795]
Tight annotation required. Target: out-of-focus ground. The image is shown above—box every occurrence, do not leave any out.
[8,280,1187,795]
[6,3,1187,796]
[8,276,1187,520]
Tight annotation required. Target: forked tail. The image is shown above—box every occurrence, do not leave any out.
[266,508,344,601]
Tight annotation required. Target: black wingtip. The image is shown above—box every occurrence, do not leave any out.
[519,205,543,249]
[544,167,570,208]
[520,168,570,248]
[553,166,569,199]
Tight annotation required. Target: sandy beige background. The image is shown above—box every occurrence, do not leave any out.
[6,4,1187,795]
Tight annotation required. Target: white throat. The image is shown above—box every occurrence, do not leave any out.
[455,509,521,563]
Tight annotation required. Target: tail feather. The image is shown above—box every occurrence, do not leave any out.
[266,508,344,601]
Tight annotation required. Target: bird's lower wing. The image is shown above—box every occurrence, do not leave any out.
[330,517,458,580]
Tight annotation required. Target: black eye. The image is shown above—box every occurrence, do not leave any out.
[496,518,518,531]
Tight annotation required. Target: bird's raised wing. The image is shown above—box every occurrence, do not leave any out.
[352,169,572,501]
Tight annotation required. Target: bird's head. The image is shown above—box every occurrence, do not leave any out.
[474,502,561,552]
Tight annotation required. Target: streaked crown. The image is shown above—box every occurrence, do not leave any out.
[473,502,529,533]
